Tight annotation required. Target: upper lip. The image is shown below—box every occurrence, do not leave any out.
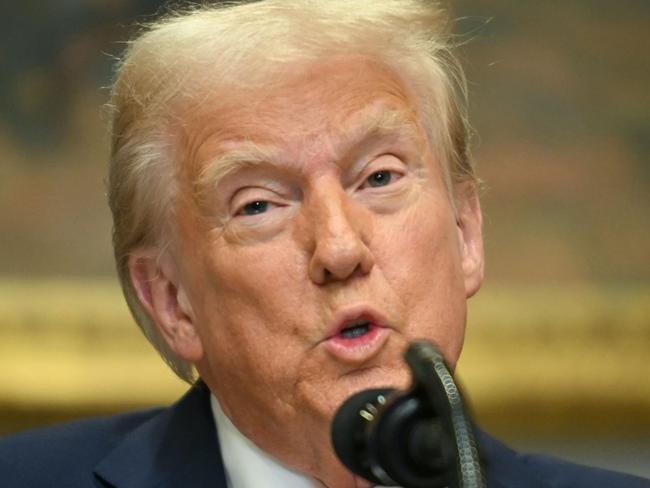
[327,304,390,339]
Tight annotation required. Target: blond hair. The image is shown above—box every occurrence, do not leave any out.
[107,0,476,382]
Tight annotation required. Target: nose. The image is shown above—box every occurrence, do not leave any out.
[304,185,374,285]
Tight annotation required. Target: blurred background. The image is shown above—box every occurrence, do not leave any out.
[1,0,648,478]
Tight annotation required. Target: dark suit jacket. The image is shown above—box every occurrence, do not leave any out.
[1,382,647,487]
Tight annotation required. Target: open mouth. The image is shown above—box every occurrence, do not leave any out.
[339,319,372,339]
[323,306,391,364]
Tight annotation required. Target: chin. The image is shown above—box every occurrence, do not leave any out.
[320,363,412,420]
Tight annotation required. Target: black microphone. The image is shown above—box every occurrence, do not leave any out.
[331,341,485,488]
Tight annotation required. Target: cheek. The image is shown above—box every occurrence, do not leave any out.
[189,239,312,363]
[379,192,462,283]
[377,196,466,361]
[192,246,311,413]
[198,237,299,308]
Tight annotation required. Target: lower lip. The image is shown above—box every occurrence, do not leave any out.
[324,326,390,364]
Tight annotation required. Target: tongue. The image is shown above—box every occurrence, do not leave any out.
[340,324,370,339]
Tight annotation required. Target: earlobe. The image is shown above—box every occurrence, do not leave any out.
[455,184,485,298]
[128,248,204,362]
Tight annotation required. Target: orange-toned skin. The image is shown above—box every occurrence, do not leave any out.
[130,58,484,487]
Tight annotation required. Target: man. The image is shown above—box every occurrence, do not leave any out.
[0,1,647,487]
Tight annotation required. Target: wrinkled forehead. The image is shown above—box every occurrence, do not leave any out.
[174,56,431,185]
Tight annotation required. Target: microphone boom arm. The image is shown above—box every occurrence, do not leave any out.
[405,341,485,488]
[331,340,486,488]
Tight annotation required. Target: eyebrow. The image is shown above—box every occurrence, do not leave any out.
[194,108,419,200]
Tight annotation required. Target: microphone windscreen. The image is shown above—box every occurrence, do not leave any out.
[331,388,395,483]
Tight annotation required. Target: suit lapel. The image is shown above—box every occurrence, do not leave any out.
[94,381,228,488]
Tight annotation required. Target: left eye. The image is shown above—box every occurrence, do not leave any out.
[364,170,394,188]
[239,200,270,216]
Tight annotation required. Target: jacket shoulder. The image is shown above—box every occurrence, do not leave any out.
[0,408,162,487]
[478,431,649,488]
[519,451,650,488]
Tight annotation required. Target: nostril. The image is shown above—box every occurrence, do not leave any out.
[313,238,363,280]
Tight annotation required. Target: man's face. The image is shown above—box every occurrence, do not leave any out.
[150,57,482,481]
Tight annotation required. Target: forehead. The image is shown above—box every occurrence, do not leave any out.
[180,57,425,177]
[249,57,413,126]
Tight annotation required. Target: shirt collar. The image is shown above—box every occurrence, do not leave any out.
[210,394,324,488]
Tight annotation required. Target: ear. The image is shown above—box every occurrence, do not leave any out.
[455,183,485,298]
[128,248,203,363]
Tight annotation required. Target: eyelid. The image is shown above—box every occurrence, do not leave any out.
[230,186,279,217]
[356,155,407,188]
[234,200,274,216]
[359,169,403,190]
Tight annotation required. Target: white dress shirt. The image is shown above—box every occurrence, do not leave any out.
[211,394,325,488]
[211,394,397,488]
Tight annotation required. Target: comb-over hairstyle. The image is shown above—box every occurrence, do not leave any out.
[108,0,477,382]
